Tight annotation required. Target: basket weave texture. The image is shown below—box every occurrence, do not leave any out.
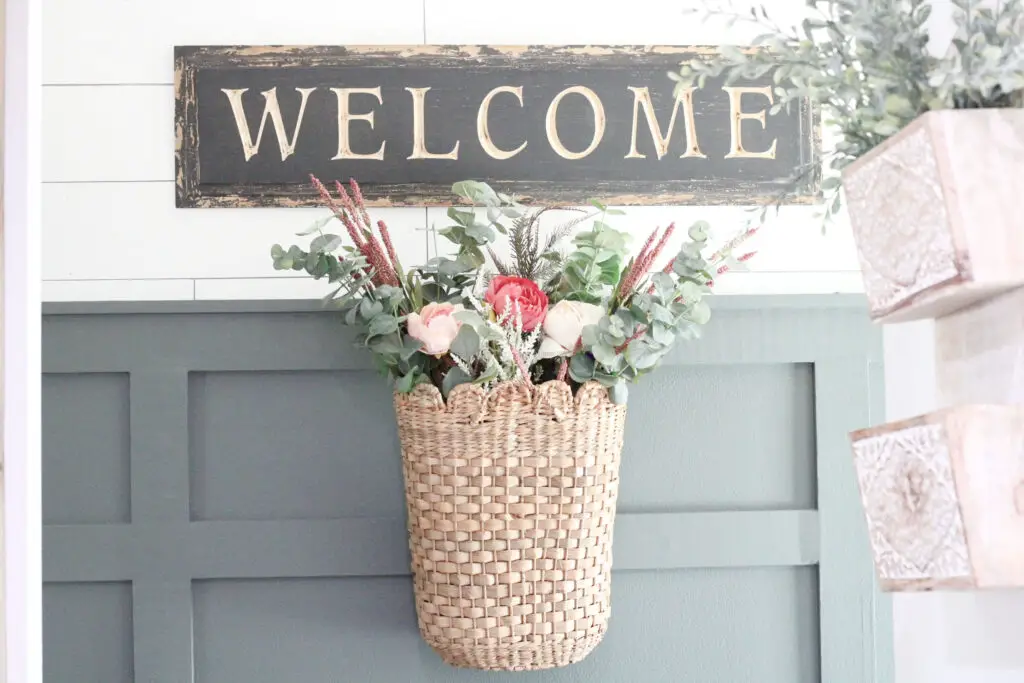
[393,380,627,671]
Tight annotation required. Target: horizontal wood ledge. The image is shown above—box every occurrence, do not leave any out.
[44,510,820,582]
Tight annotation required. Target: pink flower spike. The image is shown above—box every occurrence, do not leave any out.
[310,174,364,247]
[377,219,403,275]
[635,227,659,265]
[349,178,373,230]
[738,251,757,262]
[640,222,675,275]
[615,227,659,301]
[334,181,370,238]
[509,347,532,384]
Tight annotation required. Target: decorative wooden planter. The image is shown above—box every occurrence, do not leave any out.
[393,380,625,670]
[843,109,1024,323]
[845,111,1024,590]
[850,405,1024,591]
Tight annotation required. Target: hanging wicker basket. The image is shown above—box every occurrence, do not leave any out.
[393,380,626,671]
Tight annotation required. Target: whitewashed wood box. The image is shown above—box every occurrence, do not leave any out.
[850,404,1024,591]
[843,109,1024,323]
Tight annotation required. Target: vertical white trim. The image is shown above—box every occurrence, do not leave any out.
[4,0,42,682]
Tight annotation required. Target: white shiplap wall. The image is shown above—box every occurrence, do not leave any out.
[41,0,862,302]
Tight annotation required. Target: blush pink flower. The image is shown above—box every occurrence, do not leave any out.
[406,302,463,356]
[484,275,548,331]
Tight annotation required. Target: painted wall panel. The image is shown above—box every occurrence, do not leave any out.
[41,297,891,682]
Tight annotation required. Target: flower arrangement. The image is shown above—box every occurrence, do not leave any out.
[271,177,756,404]
[671,0,1024,224]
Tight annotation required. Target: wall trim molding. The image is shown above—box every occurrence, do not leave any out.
[42,293,872,316]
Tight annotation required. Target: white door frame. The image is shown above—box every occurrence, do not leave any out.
[3,0,42,681]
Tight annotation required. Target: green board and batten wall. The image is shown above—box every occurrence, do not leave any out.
[41,296,890,683]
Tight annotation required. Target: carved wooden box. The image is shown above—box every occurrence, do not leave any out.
[843,109,1024,323]
[850,405,1024,591]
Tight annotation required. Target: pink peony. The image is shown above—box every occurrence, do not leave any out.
[406,302,463,356]
[484,275,548,331]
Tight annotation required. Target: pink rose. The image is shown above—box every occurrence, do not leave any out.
[484,275,548,331]
[406,302,463,355]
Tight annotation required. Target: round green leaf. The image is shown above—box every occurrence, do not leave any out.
[687,221,710,242]
[569,353,596,382]
[450,325,481,359]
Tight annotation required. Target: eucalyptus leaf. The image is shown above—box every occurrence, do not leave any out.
[650,304,675,325]
[651,322,675,346]
[452,309,486,329]
[685,301,711,325]
[450,325,481,359]
[400,336,425,360]
[296,214,335,236]
[312,234,343,254]
[688,222,712,242]
[396,369,417,393]
[369,337,404,356]
[629,303,650,325]
[580,324,602,349]
[452,180,500,206]
[614,307,637,333]
[441,367,472,399]
[344,304,360,326]
[367,315,399,338]
[360,298,384,319]
[447,207,475,227]
[625,339,661,370]
[569,353,596,382]
[598,257,623,286]
[591,343,619,367]
[678,280,705,302]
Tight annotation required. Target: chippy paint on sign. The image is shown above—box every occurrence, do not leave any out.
[175,45,820,208]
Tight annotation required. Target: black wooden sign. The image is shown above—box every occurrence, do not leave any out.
[175,45,820,208]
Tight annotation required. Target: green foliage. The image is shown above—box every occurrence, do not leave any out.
[271,179,738,403]
[566,221,713,402]
[552,221,631,304]
[447,181,591,287]
[673,0,1024,226]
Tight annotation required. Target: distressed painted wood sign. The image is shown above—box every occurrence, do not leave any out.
[174,45,820,208]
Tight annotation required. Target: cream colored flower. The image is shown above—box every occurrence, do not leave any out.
[537,300,606,359]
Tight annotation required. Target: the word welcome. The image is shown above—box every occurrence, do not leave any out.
[221,84,778,163]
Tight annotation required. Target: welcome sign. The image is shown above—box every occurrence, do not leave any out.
[174,45,820,208]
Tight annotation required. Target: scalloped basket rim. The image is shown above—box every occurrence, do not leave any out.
[393,379,619,420]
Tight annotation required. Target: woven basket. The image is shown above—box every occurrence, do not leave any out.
[393,380,627,671]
